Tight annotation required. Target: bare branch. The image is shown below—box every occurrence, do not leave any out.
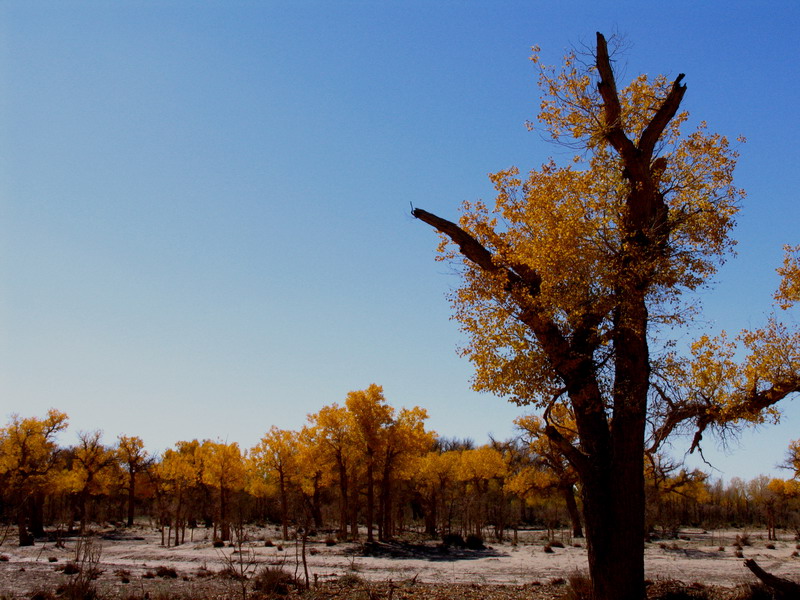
[545,424,590,477]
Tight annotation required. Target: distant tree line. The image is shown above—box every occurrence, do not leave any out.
[3,385,800,547]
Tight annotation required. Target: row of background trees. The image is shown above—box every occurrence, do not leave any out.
[4,385,800,548]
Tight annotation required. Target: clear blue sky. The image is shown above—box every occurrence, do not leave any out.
[1,1,798,482]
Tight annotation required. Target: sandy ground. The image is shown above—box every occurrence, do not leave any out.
[1,525,799,597]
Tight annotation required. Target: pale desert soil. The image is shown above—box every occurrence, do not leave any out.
[0,525,798,598]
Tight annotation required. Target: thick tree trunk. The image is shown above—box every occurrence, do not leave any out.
[582,447,646,600]
[17,509,34,546]
[29,494,45,537]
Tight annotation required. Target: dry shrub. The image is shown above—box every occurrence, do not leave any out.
[465,534,485,550]
[543,544,554,553]
[736,533,752,547]
[549,540,565,548]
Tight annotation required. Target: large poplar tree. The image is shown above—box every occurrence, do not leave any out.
[414,33,800,600]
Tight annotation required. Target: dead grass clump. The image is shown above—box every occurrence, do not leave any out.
[543,544,554,553]
[766,543,776,550]
[115,568,131,583]
[736,533,752,547]
[336,572,366,587]
[731,582,782,600]
[560,571,591,600]
[647,580,713,599]
[252,565,297,596]
[155,565,178,578]
[62,562,80,575]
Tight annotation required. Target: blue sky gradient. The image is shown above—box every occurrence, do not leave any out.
[1,1,799,481]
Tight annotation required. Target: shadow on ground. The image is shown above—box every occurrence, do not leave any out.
[352,540,509,562]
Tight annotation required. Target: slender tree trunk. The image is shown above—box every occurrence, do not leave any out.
[337,462,349,538]
[366,457,375,543]
[219,486,230,542]
[425,490,437,537]
[349,473,359,540]
[561,483,583,538]
[279,475,289,541]
[126,466,136,527]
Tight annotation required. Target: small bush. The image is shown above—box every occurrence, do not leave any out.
[736,533,752,547]
[543,544,554,553]
[550,577,566,585]
[734,550,744,558]
[718,546,725,552]
[549,540,565,548]
[253,566,296,596]
[766,542,776,550]
[791,550,799,558]
[62,562,80,575]
[325,536,337,546]
[30,591,55,600]
[0,555,8,562]
[264,539,274,547]
[212,540,225,548]
[47,556,57,563]
[465,534,484,550]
